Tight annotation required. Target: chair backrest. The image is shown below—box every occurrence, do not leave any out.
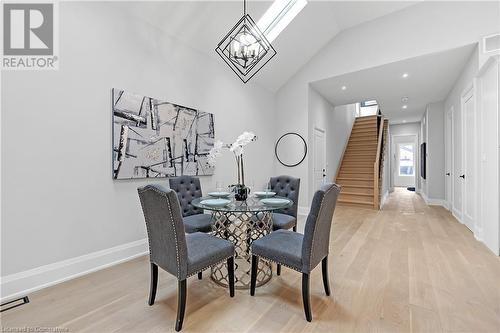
[301,183,341,273]
[169,176,203,217]
[138,184,188,280]
[269,175,300,217]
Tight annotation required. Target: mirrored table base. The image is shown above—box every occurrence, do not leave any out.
[210,210,273,289]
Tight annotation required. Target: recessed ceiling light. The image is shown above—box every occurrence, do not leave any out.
[401,97,409,103]
[402,73,409,78]
[403,120,407,123]
[402,105,408,109]
[341,86,347,90]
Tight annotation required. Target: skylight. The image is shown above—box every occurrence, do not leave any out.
[257,0,308,43]
[362,100,378,107]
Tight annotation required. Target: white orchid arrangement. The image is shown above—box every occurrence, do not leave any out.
[207,131,257,186]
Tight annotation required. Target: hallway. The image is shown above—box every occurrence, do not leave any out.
[2,189,499,332]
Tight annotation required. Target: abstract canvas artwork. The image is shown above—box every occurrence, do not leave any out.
[112,89,215,179]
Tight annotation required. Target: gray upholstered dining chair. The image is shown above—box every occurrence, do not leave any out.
[269,175,300,232]
[169,176,213,280]
[169,176,213,234]
[269,175,300,275]
[250,183,341,322]
[138,184,235,332]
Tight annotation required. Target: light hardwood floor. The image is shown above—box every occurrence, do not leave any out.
[2,188,499,332]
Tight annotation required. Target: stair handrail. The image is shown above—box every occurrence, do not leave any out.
[373,115,384,209]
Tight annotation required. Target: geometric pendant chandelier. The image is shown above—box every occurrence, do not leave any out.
[215,0,277,83]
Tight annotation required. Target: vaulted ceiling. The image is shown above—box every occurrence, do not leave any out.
[117,1,418,92]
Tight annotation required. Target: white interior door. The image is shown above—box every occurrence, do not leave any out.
[453,98,463,218]
[445,108,453,210]
[393,140,417,187]
[462,87,476,232]
[313,128,326,190]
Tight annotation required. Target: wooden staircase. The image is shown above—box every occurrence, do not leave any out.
[335,115,385,209]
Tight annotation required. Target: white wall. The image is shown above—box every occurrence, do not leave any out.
[306,88,355,207]
[1,2,276,298]
[274,2,500,205]
[477,57,499,255]
[445,46,480,215]
[328,103,357,183]
[426,102,446,200]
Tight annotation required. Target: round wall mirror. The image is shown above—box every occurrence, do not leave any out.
[275,133,307,167]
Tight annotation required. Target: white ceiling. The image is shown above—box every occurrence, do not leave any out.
[310,44,476,123]
[117,1,418,92]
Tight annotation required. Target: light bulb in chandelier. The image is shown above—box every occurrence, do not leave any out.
[230,32,261,61]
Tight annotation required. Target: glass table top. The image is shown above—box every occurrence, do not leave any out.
[191,195,293,213]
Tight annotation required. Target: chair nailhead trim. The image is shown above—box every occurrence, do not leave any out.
[253,254,302,273]
[186,255,234,278]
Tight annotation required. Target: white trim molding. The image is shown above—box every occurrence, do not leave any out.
[452,208,464,224]
[0,239,148,303]
[380,190,389,208]
[419,192,447,208]
[298,206,310,216]
[420,191,429,204]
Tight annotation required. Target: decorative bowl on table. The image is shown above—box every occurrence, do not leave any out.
[260,198,290,207]
[200,198,231,208]
[208,191,232,198]
[253,191,276,198]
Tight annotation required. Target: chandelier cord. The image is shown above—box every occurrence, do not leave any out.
[243,0,246,17]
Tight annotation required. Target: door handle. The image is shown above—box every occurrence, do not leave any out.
[446,173,450,176]
[459,174,465,179]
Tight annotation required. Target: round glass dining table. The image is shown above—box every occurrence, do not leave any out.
[191,195,293,289]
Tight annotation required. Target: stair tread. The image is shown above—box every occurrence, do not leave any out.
[337,176,373,181]
[343,157,375,159]
[339,184,373,189]
[340,167,373,170]
[338,198,374,205]
[340,192,373,197]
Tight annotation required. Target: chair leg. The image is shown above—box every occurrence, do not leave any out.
[321,256,331,296]
[302,273,312,322]
[277,264,281,276]
[197,271,202,280]
[250,255,259,296]
[227,257,235,297]
[148,263,158,306]
[175,280,187,332]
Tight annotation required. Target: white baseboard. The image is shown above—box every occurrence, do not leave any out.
[380,190,389,208]
[474,227,484,242]
[427,198,446,206]
[420,191,428,203]
[452,208,463,224]
[418,192,447,207]
[0,239,148,303]
[298,206,310,216]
